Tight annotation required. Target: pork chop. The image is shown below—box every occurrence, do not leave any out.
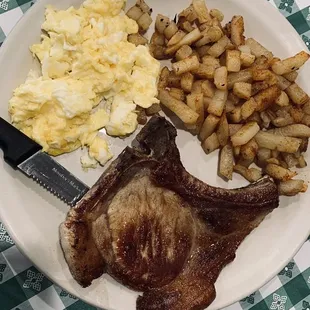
[59,115,279,310]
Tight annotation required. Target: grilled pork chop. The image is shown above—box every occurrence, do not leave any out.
[60,115,279,310]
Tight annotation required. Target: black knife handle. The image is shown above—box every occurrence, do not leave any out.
[0,117,42,168]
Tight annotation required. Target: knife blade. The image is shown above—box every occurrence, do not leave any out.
[0,117,89,206]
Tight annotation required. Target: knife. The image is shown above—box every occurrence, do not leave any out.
[0,117,89,206]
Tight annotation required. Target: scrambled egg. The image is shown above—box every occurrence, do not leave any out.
[9,0,160,168]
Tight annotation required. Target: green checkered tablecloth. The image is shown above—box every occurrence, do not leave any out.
[0,0,310,309]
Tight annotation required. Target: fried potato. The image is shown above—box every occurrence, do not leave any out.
[283,71,298,82]
[202,132,220,154]
[245,38,273,60]
[127,5,144,21]
[228,106,242,123]
[180,20,195,33]
[155,14,170,34]
[195,26,223,47]
[226,50,241,72]
[231,122,260,146]
[285,83,309,105]
[158,67,170,89]
[217,113,229,146]
[240,52,256,67]
[303,100,310,115]
[181,72,194,93]
[208,89,228,116]
[233,82,252,99]
[227,70,252,89]
[214,66,228,90]
[186,93,205,134]
[167,71,181,88]
[265,164,297,181]
[282,153,299,168]
[136,0,152,14]
[169,87,185,101]
[229,124,243,136]
[231,15,245,46]
[128,33,148,46]
[257,148,271,162]
[255,131,302,153]
[254,85,281,112]
[271,51,310,75]
[167,30,187,46]
[208,35,231,58]
[234,165,262,182]
[269,124,310,138]
[240,98,256,120]
[192,0,212,23]
[219,144,234,180]
[276,75,291,91]
[240,139,258,161]
[176,45,193,61]
[193,64,217,79]
[179,5,198,23]
[275,91,290,107]
[146,103,161,116]
[199,114,220,141]
[158,90,199,124]
[150,31,166,46]
[210,9,224,22]
[278,180,307,196]
[164,22,179,40]
[172,55,200,75]
[201,80,215,98]
[297,155,307,168]
[137,12,153,32]
[197,45,211,57]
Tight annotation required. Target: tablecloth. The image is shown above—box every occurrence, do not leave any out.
[0,0,310,309]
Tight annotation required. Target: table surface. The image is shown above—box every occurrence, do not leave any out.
[1,0,310,309]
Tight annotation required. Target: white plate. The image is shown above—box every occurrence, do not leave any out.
[0,0,309,309]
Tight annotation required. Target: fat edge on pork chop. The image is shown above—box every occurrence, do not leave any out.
[60,115,279,310]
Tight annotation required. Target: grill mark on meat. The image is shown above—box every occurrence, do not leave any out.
[59,115,279,310]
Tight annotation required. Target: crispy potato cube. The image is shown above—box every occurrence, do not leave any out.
[276,75,291,90]
[283,71,298,82]
[278,180,307,196]
[150,45,170,60]
[202,55,221,67]
[275,91,290,107]
[202,132,220,154]
[229,124,243,136]
[228,106,242,123]
[297,155,307,168]
[192,0,212,23]
[195,26,223,47]
[172,55,200,76]
[255,131,301,153]
[270,124,310,138]
[265,164,297,181]
[169,87,185,101]
[219,144,234,180]
[196,45,211,57]
[214,66,228,90]
[303,100,310,115]
[241,98,257,120]
[282,153,299,168]
[167,30,187,46]
[233,82,252,99]
[227,70,252,89]
[180,72,194,93]
[126,5,144,21]
[254,85,281,112]
[150,32,166,46]
[240,139,259,161]
[289,106,304,123]
[201,80,215,98]
[158,66,170,89]
[208,35,231,58]
[226,50,241,72]
[271,51,310,75]
[136,0,152,14]
[210,9,224,22]
[175,45,193,61]
[208,89,228,116]
[193,64,216,79]
[137,12,153,32]
[199,114,220,141]
[187,93,205,130]
[234,165,262,183]
[167,71,181,88]
[231,15,245,46]
[285,83,309,105]
[203,96,212,111]
[225,100,236,113]
[231,122,260,146]
[164,22,179,40]
[180,20,195,33]
[245,38,273,60]
[228,91,241,104]
[257,147,271,162]
[128,33,148,46]
[240,52,256,67]
[155,14,170,34]
[158,90,199,124]
[217,113,229,146]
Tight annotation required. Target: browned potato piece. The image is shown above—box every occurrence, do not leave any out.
[231,122,260,146]
[150,45,169,60]
[265,164,297,181]
[180,72,194,93]
[193,64,217,79]
[228,106,242,123]
[158,90,199,124]
[150,32,165,46]
[303,100,310,115]
[278,180,307,196]
[127,5,144,21]
[275,91,290,107]
[214,66,228,90]
[208,89,228,117]
[285,83,309,105]
[269,124,310,138]
[240,52,256,67]
[208,35,231,58]
[219,144,234,180]
[203,97,212,111]
[201,80,215,98]
[217,113,229,146]
[233,82,252,99]
[175,45,193,61]
[172,55,200,75]
[155,14,170,34]
[276,75,291,90]
[195,26,223,47]
[231,15,245,46]
[257,148,271,163]
[255,131,302,153]
[180,20,195,33]
[290,105,306,123]
[136,0,152,14]
[179,5,199,23]
[186,93,205,134]
[229,124,243,136]
[227,70,252,89]
[128,33,148,46]
[146,103,161,116]
[164,22,179,40]
[137,13,153,32]
[199,114,220,141]
[234,165,262,182]
[192,80,203,94]
[282,153,299,168]
[271,51,310,75]
[227,91,241,105]
[169,88,185,101]
[254,85,281,112]
[283,71,298,82]
[192,0,212,23]
[167,72,181,88]
[245,38,273,60]
[297,155,307,168]
[251,81,269,96]
[210,9,224,22]
[197,45,211,57]
[158,66,170,89]
[240,139,258,161]
[202,132,220,154]
[167,30,187,46]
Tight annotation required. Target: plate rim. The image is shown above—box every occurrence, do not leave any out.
[0,0,309,309]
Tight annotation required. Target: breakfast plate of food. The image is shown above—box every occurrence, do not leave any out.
[0,0,310,309]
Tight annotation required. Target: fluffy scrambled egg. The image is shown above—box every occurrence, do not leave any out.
[9,0,160,168]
